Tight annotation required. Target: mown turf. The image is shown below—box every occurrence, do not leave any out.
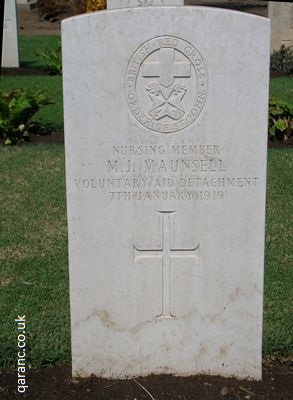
[0,145,70,368]
[19,35,61,70]
[0,145,292,368]
[270,77,293,104]
[263,148,293,357]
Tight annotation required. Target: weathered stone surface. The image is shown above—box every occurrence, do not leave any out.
[17,0,37,10]
[269,2,293,51]
[62,5,270,380]
[2,0,19,68]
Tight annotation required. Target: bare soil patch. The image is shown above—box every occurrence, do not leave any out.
[1,361,292,399]
[18,8,62,36]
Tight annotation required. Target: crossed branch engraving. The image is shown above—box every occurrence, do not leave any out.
[146,81,187,120]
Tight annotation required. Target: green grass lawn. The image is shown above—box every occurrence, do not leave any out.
[0,145,70,368]
[19,35,61,70]
[264,149,293,356]
[0,145,292,368]
[270,77,293,104]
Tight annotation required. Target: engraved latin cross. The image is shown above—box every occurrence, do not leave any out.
[133,211,199,319]
[143,48,191,87]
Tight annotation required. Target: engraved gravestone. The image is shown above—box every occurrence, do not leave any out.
[62,3,270,380]
[2,0,19,68]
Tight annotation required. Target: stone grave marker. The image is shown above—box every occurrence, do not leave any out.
[2,0,19,68]
[269,2,293,51]
[62,2,270,380]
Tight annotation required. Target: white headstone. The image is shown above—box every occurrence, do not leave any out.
[2,0,19,68]
[62,4,270,380]
[108,0,183,9]
[269,2,293,51]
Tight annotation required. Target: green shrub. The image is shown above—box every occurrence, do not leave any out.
[270,45,293,74]
[0,89,53,145]
[269,97,293,141]
[35,39,62,75]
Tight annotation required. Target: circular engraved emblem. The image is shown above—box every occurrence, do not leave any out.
[125,36,208,133]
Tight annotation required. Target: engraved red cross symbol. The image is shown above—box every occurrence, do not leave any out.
[143,48,191,87]
[133,211,199,319]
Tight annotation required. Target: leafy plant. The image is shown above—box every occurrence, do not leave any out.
[0,89,53,145]
[270,45,293,74]
[268,97,293,141]
[35,39,62,75]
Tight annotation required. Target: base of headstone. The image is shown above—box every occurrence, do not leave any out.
[17,0,37,10]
